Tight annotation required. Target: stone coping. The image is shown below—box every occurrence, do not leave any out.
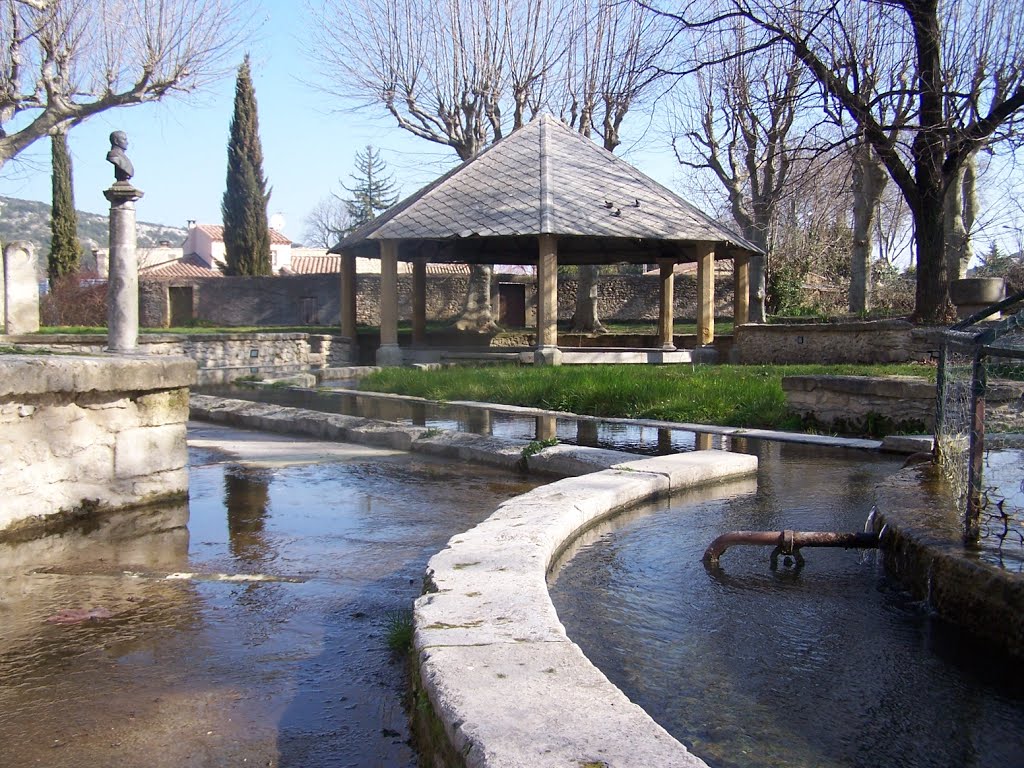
[315,386,886,451]
[0,353,196,396]
[873,464,1024,659]
[187,394,758,767]
[416,451,758,768]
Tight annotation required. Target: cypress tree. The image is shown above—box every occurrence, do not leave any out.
[343,145,398,231]
[48,129,83,286]
[221,55,271,276]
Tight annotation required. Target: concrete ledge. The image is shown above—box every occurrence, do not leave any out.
[416,451,758,768]
[0,353,196,396]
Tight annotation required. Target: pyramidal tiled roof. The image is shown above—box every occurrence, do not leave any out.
[332,114,759,254]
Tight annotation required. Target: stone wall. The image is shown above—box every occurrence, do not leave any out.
[783,375,937,434]
[0,354,196,534]
[735,320,943,364]
[140,272,736,328]
[1,333,352,384]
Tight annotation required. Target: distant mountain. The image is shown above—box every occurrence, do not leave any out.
[0,196,188,273]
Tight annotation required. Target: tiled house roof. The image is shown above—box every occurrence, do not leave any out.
[140,254,222,278]
[331,114,760,257]
[194,223,292,245]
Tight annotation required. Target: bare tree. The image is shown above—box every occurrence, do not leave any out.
[669,22,811,322]
[558,0,676,332]
[647,0,1024,323]
[303,196,351,249]
[0,0,252,169]
[311,0,564,331]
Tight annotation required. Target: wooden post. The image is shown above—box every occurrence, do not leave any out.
[697,241,715,346]
[340,253,357,339]
[535,234,562,365]
[377,240,402,366]
[733,253,750,326]
[658,259,675,350]
[412,257,427,345]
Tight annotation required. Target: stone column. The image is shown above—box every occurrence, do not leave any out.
[696,432,714,451]
[104,181,144,352]
[534,234,562,365]
[696,241,715,346]
[340,253,358,339]
[412,257,427,345]
[658,260,675,350]
[733,253,750,326]
[377,240,403,367]
[536,414,557,442]
[3,241,39,334]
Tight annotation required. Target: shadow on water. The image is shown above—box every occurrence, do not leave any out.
[549,440,1024,768]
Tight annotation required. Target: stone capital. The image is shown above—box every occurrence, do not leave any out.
[104,181,144,205]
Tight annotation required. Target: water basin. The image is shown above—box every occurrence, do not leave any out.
[549,440,1024,767]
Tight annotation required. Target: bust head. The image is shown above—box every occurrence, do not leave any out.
[109,131,129,151]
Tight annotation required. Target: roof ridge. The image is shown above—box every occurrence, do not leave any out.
[539,116,553,234]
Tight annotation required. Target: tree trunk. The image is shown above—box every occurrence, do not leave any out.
[452,264,499,332]
[849,141,888,313]
[742,222,769,323]
[570,265,606,333]
[943,162,970,280]
[913,188,952,323]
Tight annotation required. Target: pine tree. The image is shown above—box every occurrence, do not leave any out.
[343,146,398,231]
[48,129,83,286]
[221,55,271,276]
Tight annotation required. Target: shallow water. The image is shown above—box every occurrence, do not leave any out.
[0,423,537,768]
[549,440,1024,768]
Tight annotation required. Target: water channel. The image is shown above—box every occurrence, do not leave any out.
[4,389,1022,766]
[0,423,538,767]
[549,440,1024,768]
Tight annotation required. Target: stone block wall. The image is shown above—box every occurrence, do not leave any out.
[2,333,353,384]
[783,375,936,433]
[0,355,196,534]
[139,272,736,329]
[735,320,943,364]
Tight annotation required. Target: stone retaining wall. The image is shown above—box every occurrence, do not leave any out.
[1,333,352,384]
[783,374,1024,435]
[0,354,196,534]
[140,272,735,328]
[736,320,943,364]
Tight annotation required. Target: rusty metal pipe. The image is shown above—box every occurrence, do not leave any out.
[703,530,879,568]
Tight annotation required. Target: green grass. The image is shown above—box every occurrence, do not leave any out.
[358,363,936,432]
[384,608,415,654]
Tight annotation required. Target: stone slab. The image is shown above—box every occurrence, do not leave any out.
[0,354,196,396]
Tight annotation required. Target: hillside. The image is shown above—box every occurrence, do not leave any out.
[0,196,188,272]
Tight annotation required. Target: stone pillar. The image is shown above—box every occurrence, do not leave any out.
[104,181,144,352]
[733,253,750,326]
[412,257,427,345]
[696,432,714,451]
[3,241,39,334]
[696,241,715,346]
[536,414,557,442]
[658,260,675,350]
[377,240,403,367]
[340,253,358,339]
[534,234,562,365]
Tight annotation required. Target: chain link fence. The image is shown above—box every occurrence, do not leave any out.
[936,291,1024,572]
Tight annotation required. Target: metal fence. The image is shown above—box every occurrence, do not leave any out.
[935,290,1024,569]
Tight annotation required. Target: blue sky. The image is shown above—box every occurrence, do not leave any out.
[0,1,681,244]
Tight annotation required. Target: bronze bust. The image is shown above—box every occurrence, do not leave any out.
[106,131,134,181]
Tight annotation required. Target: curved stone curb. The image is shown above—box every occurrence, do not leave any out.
[415,451,759,768]
[874,464,1024,659]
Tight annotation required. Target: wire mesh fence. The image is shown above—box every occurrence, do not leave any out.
[936,292,1024,572]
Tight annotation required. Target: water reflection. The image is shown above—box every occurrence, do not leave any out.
[0,426,539,768]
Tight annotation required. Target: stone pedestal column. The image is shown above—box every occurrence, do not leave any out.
[658,260,675,350]
[340,253,358,339]
[377,240,403,367]
[104,181,144,352]
[696,241,715,346]
[534,234,562,365]
[3,241,39,334]
[412,258,427,345]
[733,253,750,326]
